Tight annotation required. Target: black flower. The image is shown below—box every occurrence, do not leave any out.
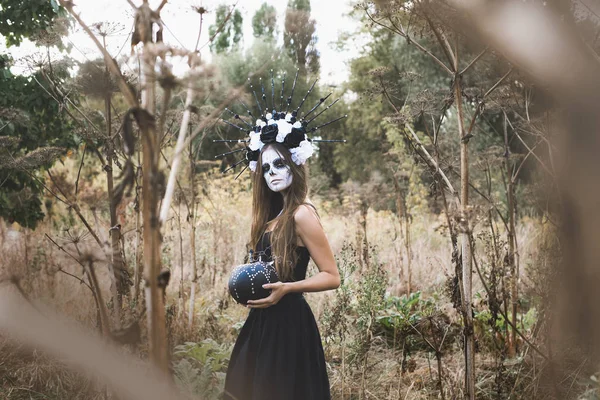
[260,124,278,144]
[283,127,306,148]
[246,148,260,162]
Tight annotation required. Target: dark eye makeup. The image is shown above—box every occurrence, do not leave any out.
[262,157,286,174]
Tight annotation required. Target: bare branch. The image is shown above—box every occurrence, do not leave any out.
[424,14,457,70]
[468,234,549,361]
[159,83,194,223]
[505,118,555,178]
[484,67,513,98]
[60,1,138,107]
[460,47,488,75]
[0,284,185,400]
[364,9,454,76]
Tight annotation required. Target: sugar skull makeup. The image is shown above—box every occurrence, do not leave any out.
[261,147,293,192]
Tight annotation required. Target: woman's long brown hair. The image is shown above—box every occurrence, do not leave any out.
[250,143,309,281]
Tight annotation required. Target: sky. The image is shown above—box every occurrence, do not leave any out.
[3,0,365,86]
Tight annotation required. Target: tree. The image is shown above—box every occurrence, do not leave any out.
[252,3,277,39]
[0,61,76,228]
[284,0,319,76]
[0,1,76,228]
[0,0,62,46]
[208,5,243,54]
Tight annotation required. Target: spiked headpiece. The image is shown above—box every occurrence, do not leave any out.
[214,69,347,176]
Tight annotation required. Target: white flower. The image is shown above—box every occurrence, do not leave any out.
[249,132,263,151]
[266,113,272,120]
[285,113,293,122]
[290,139,314,165]
[292,121,302,128]
[268,119,277,125]
[275,119,294,142]
[249,161,257,172]
[255,119,266,128]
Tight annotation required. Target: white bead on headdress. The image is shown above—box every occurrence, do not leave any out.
[214,69,348,177]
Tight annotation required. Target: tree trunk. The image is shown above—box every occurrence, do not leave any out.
[504,113,518,357]
[141,48,169,372]
[360,200,369,268]
[187,141,197,331]
[177,204,184,319]
[104,93,122,327]
[134,155,142,303]
[456,76,475,399]
[393,174,412,293]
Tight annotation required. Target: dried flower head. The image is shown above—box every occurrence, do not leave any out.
[0,136,21,149]
[0,107,31,126]
[7,147,65,170]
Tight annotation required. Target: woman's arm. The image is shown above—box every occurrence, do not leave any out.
[285,204,340,293]
[247,204,340,308]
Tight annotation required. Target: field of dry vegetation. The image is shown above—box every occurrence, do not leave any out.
[5,0,600,399]
[0,164,556,399]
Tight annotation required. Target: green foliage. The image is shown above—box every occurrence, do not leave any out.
[377,291,435,332]
[0,0,63,47]
[288,0,311,11]
[0,0,75,228]
[473,301,538,353]
[350,248,387,364]
[284,0,319,75]
[173,339,231,398]
[0,171,45,228]
[322,243,359,343]
[333,24,450,183]
[208,5,243,54]
[252,3,277,39]
[376,292,438,348]
[0,54,76,228]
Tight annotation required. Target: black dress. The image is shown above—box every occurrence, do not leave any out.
[223,231,331,400]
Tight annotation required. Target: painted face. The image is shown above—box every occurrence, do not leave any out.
[261,147,293,192]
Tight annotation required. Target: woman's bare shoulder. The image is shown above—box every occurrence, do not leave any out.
[294,203,320,228]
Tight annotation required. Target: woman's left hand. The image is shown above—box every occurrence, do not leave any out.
[246,282,289,308]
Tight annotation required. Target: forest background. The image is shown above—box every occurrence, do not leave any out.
[1,0,600,399]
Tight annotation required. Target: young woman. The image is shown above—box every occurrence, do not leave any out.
[223,142,340,400]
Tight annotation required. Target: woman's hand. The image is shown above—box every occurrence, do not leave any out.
[246,282,289,308]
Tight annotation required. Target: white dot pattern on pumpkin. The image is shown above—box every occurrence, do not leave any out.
[228,261,279,304]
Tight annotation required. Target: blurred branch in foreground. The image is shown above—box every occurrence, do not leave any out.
[455,0,600,391]
[0,281,188,400]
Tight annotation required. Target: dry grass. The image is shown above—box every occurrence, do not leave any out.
[0,167,552,399]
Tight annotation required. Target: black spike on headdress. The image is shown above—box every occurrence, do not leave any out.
[309,139,348,143]
[270,69,275,111]
[306,98,341,125]
[280,72,286,111]
[286,68,300,113]
[221,119,247,132]
[303,93,332,119]
[223,157,247,173]
[213,139,249,143]
[234,164,249,180]
[294,78,318,115]
[214,147,246,159]
[310,114,348,132]
[239,100,254,120]
[249,80,264,117]
[260,78,268,111]
[224,108,253,128]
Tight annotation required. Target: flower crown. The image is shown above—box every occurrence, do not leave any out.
[214,69,347,176]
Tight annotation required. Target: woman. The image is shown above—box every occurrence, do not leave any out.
[223,142,341,400]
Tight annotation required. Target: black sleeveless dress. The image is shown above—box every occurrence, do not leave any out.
[223,231,331,400]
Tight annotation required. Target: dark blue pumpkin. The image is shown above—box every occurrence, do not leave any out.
[228,261,280,305]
